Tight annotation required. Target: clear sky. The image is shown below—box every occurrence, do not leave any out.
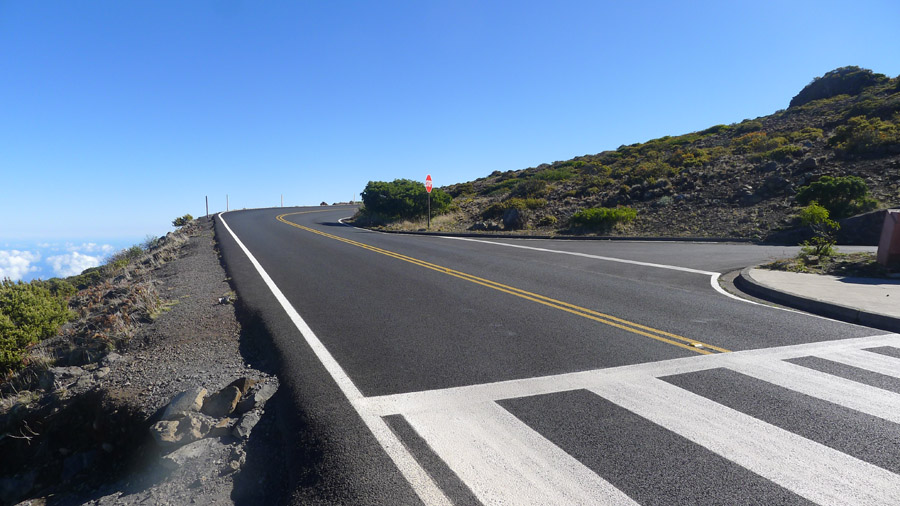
[1,0,898,279]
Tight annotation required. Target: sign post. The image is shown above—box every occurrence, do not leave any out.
[425,174,433,230]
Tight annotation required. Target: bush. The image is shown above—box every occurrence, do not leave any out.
[1,279,74,374]
[828,115,900,155]
[797,203,839,258]
[509,179,549,199]
[570,207,637,231]
[795,175,877,219]
[360,179,451,221]
[172,214,193,227]
[482,198,546,219]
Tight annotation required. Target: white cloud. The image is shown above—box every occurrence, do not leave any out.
[46,251,102,277]
[0,250,41,281]
[65,242,116,255]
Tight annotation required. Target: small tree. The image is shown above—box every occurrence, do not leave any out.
[798,202,839,257]
[795,175,877,219]
[172,214,193,227]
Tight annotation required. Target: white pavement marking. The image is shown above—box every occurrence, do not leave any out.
[440,235,718,275]
[728,358,900,425]
[440,235,864,323]
[218,213,451,506]
[816,348,900,378]
[591,376,900,506]
[358,333,900,505]
[404,402,638,506]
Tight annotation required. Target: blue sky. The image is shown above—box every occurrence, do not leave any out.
[1,0,898,280]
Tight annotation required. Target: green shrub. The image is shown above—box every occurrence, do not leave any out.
[538,215,558,226]
[734,120,763,134]
[482,178,520,196]
[172,214,193,227]
[797,203,839,258]
[749,144,804,162]
[731,132,785,154]
[795,175,877,219]
[1,279,74,374]
[788,127,824,143]
[360,179,451,221]
[482,198,546,219]
[534,168,574,181]
[570,207,637,231]
[828,115,900,155]
[699,124,731,135]
[509,179,549,199]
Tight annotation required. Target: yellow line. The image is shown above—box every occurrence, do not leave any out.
[276,211,730,355]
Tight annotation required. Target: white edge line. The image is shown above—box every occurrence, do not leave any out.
[439,235,874,327]
[217,212,451,506]
[439,235,718,275]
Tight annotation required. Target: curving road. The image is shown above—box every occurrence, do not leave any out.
[216,206,898,505]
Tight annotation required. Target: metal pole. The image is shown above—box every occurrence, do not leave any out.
[205,196,209,219]
[427,192,431,230]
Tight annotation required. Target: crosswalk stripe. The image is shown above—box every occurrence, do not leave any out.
[727,358,900,424]
[816,348,900,378]
[403,402,638,506]
[367,334,900,504]
[588,376,900,506]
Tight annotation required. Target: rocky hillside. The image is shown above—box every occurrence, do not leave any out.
[431,66,900,242]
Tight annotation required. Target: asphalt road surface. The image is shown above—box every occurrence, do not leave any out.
[216,206,898,505]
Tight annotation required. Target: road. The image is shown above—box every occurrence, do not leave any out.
[215,206,899,505]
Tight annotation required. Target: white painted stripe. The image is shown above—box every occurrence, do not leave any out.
[728,358,900,425]
[358,333,900,417]
[440,236,871,326]
[816,348,900,379]
[217,213,451,506]
[403,402,638,506]
[590,377,900,506]
[440,235,719,275]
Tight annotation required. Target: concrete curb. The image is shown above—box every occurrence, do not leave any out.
[734,266,900,333]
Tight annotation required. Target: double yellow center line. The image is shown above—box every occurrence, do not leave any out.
[277,211,730,355]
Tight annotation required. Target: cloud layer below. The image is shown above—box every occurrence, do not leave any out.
[0,241,123,281]
[0,250,41,281]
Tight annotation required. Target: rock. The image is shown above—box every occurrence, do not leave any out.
[61,450,97,482]
[798,157,818,171]
[162,387,207,420]
[759,161,778,173]
[469,221,500,232]
[236,381,278,414]
[502,208,524,230]
[208,417,236,438]
[232,409,262,439]
[177,412,215,443]
[201,386,242,418]
[160,438,225,471]
[228,377,258,396]
[151,413,215,447]
[223,447,247,474]
[101,352,125,367]
[40,366,86,390]
[0,471,37,505]
[150,420,181,446]
[94,366,111,379]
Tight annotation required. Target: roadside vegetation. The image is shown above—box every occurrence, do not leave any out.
[366,66,900,239]
[355,179,453,226]
[0,216,199,378]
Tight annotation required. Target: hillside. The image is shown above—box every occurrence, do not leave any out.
[416,66,900,241]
